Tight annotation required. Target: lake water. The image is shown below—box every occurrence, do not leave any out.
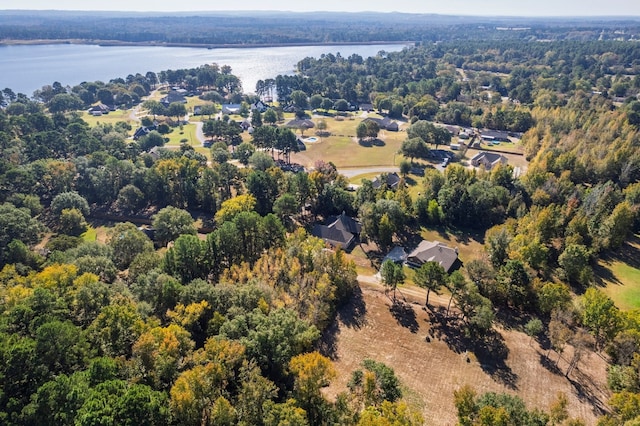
[0,43,409,97]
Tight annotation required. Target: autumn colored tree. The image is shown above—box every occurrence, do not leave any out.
[289,351,336,425]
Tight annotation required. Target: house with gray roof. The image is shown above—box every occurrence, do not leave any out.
[406,240,459,272]
[160,90,187,107]
[372,172,402,190]
[480,129,510,142]
[311,212,361,251]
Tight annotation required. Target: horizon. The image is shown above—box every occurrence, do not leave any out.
[2,0,640,17]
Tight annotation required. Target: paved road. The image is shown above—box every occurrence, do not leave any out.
[193,120,205,145]
[338,166,400,178]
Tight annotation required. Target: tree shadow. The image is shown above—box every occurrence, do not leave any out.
[473,330,518,390]
[389,300,419,333]
[609,234,640,269]
[357,138,386,147]
[426,307,469,354]
[568,369,609,417]
[338,285,367,329]
[319,286,368,360]
[493,306,531,331]
[592,262,621,287]
[539,352,564,376]
[594,234,640,287]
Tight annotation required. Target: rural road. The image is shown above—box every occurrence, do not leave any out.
[357,274,453,309]
[338,166,400,178]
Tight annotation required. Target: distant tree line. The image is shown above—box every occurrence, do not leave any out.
[1,11,639,46]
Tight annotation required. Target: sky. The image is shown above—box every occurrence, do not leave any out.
[2,0,640,17]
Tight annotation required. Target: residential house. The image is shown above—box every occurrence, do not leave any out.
[222,104,242,115]
[285,119,315,130]
[470,151,508,170]
[372,172,402,190]
[160,90,187,107]
[251,100,269,113]
[364,117,399,131]
[406,240,459,272]
[444,125,459,135]
[133,124,157,140]
[480,129,510,142]
[88,103,111,116]
[239,119,252,132]
[311,212,362,251]
[359,103,374,112]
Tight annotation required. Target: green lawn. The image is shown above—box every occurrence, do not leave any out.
[601,262,640,310]
[81,110,138,134]
[474,139,523,154]
[598,235,640,310]
[81,226,97,242]
[291,114,408,168]
[164,123,199,146]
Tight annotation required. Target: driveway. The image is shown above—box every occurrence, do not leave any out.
[337,166,400,178]
[193,120,205,145]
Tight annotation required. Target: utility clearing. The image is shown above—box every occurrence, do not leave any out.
[321,281,610,425]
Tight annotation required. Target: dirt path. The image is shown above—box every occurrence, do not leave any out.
[322,279,610,425]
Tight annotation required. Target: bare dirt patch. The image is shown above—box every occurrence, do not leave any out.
[320,281,610,425]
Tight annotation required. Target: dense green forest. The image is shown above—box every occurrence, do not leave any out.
[1,25,640,424]
[1,10,640,45]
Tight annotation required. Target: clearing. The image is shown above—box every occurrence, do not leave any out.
[321,281,610,425]
[596,234,640,310]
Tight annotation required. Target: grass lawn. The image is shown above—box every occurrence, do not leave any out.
[348,172,380,185]
[81,226,97,242]
[597,234,640,310]
[474,139,524,154]
[164,123,199,146]
[293,133,405,168]
[81,110,137,134]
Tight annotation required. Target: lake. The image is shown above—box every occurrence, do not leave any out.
[0,43,409,97]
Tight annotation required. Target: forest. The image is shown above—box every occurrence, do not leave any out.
[1,10,640,46]
[1,23,640,425]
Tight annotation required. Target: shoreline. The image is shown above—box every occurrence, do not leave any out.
[0,39,415,49]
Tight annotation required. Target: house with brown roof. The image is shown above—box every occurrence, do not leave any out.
[470,151,508,170]
[285,119,315,130]
[364,117,399,131]
[406,240,459,272]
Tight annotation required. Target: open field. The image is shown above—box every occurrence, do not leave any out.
[597,234,640,310]
[164,123,199,146]
[321,282,610,425]
[81,110,137,134]
[290,113,408,168]
[473,139,524,154]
